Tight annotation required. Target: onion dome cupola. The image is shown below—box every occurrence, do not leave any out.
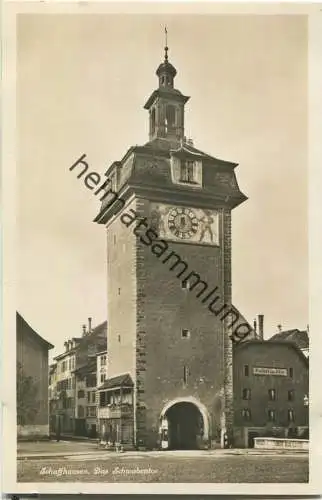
[144,29,190,144]
[156,44,177,88]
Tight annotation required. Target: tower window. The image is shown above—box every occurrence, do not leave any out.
[242,388,251,400]
[180,160,195,183]
[244,365,249,376]
[110,172,117,192]
[183,365,189,384]
[181,329,190,339]
[165,104,176,132]
[151,108,156,135]
[289,367,294,378]
[268,389,276,401]
[118,335,121,343]
[181,280,190,290]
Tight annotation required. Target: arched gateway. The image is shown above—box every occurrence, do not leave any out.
[160,397,210,450]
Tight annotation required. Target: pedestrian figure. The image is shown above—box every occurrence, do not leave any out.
[223,432,229,449]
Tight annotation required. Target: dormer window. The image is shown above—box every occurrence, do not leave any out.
[170,156,202,188]
[180,160,195,183]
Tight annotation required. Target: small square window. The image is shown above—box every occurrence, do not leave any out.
[244,365,249,376]
[183,365,190,384]
[181,329,190,339]
[181,280,190,290]
[268,389,276,401]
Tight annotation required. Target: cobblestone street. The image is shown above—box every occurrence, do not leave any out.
[17,441,309,483]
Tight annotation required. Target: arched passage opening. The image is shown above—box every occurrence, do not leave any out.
[160,398,210,450]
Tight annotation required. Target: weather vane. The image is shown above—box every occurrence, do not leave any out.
[164,26,168,61]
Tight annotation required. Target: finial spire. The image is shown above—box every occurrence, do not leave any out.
[164,26,168,61]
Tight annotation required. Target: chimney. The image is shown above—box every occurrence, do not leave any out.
[88,317,92,334]
[258,314,264,340]
[64,341,69,352]
[187,138,194,146]
[82,324,86,336]
[253,319,257,337]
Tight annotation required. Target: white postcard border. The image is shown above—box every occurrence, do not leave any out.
[2,1,322,495]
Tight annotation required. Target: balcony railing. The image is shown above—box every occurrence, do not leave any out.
[98,404,133,420]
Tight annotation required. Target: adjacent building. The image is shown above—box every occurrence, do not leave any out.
[49,318,107,436]
[16,312,54,439]
[233,339,309,447]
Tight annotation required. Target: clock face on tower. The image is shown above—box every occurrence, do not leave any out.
[167,207,199,239]
[150,202,219,246]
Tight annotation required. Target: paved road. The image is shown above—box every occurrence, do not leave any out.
[17,449,308,483]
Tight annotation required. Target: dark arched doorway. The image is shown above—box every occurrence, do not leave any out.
[165,402,204,450]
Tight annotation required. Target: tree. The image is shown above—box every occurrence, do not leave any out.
[16,362,40,425]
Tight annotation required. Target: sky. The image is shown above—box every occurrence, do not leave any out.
[17,14,308,358]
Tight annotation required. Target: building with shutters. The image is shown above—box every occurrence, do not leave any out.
[233,339,309,447]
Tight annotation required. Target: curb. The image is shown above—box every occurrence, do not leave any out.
[18,449,308,461]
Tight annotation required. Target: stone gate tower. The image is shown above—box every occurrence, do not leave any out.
[95,42,247,450]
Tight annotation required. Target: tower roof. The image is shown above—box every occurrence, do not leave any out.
[156,59,177,79]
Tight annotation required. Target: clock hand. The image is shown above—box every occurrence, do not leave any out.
[180,216,186,228]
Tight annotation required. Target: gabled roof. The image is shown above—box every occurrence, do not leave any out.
[268,329,309,350]
[98,373,134,391]
[74,358,97,377]
[16,312,54,350]
[170,142,238,166]
[54,320,107,361]
[234,338,309,366]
